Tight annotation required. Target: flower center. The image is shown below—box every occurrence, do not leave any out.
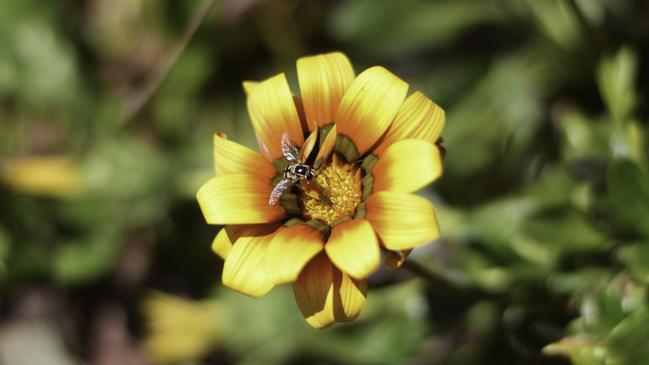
[299,155,362,226]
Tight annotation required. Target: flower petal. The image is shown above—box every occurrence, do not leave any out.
[373,91,445,155]
[213,134,275,179]
[293,253,334,328]
[255,132,274,161]
[222,224,279,297]
[247,73,304,160]
[325,219,380,280]
[212,228,233,259]
[300,129,318,162]
[265,224,324,284]
[314,125,337,167]
[366,191,440,250]
[242,81,259,96]
[336,67,408,155]
[335,270,367,322]
[372,139,443,193]
[212,224,265,259]
[297,52,355,131]
[196,174,284,225]
[293,253,367,329]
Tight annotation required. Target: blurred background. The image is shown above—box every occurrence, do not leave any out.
[1,0,648,364]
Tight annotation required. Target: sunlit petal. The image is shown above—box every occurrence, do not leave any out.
[247,74,304,160]
[196,174,284,225]
[374,91,445,155]
[222,224,279,297]
[242,81,259,96]
[314,125,337,166]
[293,253,367,329]
[336,67,408,155]
[366,191,440,250]
[300,129,319,162]
[297,52,355,131]
[325,219,380,279]
[265,224,324,284]
[373,139,443,193]
[212,228,233,259]
[213,134,275,179]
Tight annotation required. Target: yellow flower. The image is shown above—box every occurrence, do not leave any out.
[197,52,445,328]
[142,291,222,364]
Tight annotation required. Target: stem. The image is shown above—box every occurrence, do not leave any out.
[120,0,216,126]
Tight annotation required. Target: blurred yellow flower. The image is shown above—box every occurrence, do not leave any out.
[196,52,445,328]
[0,156,83,197]
[142,291,222,364]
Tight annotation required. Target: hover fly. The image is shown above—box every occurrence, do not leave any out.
[268,132,317,206]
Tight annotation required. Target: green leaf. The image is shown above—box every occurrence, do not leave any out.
[597,47,638,125]
[581,291,626,337]
[329,0,497,56]
[470,197,538,250]
[546,269,612,295]
[442,53,544,176]
[607,159,649,238]
[618,243,649,284]
[524,0,584,49]
[523,166,577,208]
[606,306,649,365]
[522,210,607,255]
[79,137,172,228]
[557,109,612,160]
[543,336,607,365]
[52,232,120,285]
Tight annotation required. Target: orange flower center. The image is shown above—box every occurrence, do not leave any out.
[299,156,362,226]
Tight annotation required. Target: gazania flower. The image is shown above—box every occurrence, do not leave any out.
[197,52,445,328]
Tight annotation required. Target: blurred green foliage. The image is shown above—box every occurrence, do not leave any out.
[1,0,649,364]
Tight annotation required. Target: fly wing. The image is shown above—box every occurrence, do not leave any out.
[281,132,300,162]
[269,178,294,206]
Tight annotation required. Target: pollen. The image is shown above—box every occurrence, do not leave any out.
[300,155,362,226]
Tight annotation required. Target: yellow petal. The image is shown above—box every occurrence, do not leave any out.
[293,254,334,328]
[372,139,443,193]
[293,253,367,329]
[222,224,279,297]
[211,224,265,259]
[242,81,259,96]
[324,219,380,280]
[212,229,233,259]
[213,134,275,179]
[374,91,445,155]
[247,73,305,160]
[300,129,318,162]
[335,269,368,322]
[294,96,309,133]
[196,174,284,225]
[265,224,324,284]
[336,66,408,155]
[365,191,440,250]
[255,132,274,161]
[314,125,337,166]
[297,52,355,131]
